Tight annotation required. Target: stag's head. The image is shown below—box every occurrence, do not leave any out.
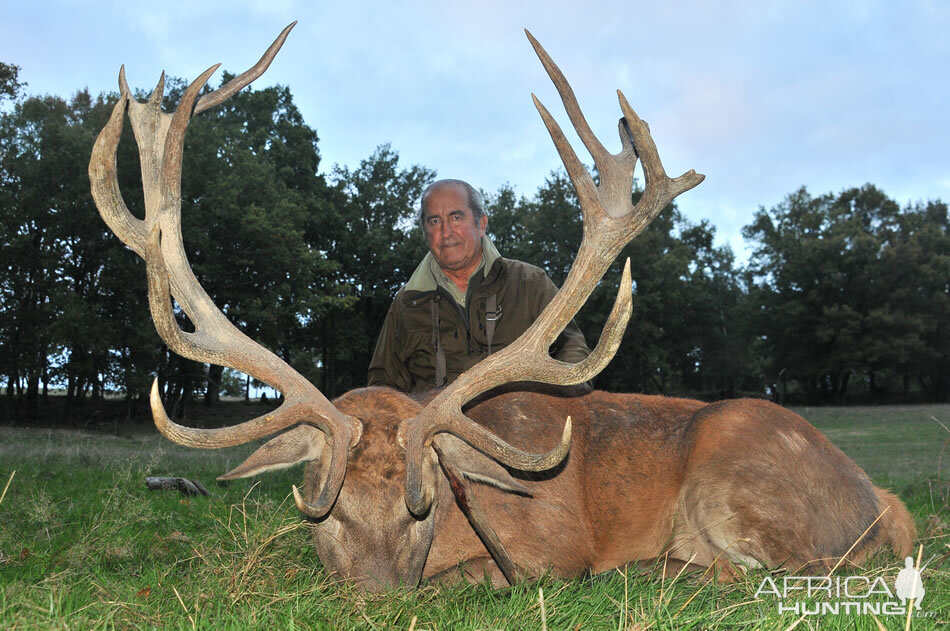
[89,23,703,591]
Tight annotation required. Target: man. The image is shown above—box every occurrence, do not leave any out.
[367,178,591,394]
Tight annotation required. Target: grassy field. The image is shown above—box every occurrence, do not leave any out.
[1,403,947,630]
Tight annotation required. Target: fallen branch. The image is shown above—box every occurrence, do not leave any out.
[145,476,209,497]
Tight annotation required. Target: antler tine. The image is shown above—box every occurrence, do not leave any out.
[399,33,704,516]
[193,21,296,115]
[148,72,166,106]
[616,90,704,226]
[88,26,361,518]
[89,90,145,257]
[524,30,616,191]
[530,93,603,220]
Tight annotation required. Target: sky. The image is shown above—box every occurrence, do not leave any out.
[3,1,948,260]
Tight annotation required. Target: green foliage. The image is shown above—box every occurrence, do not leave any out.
[220,368,245,398]
[319,145,433,395]
[0,88,151,419]
[0,62,24,105]
[0,63,948,411]
[174,74,345,393]
[745,185,950,403]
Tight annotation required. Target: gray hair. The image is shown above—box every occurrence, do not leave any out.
[419,179,486,228]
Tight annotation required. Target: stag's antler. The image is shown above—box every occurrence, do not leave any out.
[88,23,361,518]
[399,31,705,515]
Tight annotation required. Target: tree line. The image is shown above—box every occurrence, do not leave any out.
[1,62,947,422]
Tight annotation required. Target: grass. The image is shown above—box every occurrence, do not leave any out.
[791,404,950,482]
[1,404,948,630]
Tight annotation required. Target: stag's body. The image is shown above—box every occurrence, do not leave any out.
[315,387,914,588]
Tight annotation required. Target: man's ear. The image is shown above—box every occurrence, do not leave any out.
[479,213,488,233]
[217,425,326,480]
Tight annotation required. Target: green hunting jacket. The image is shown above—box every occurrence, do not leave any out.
[367,242,591,394]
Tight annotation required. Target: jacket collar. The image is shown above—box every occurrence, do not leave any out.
[404,236,502,293]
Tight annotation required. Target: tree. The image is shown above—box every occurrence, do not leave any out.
[743,184,948,403]
[874,199,950,400]
[5,59,945,414]
[153,74,345,410]
[320,145,433,395]
[0,63,25,105]
[93,72,375,414]
[0,69,352,420]
[1,93,87,417]
[0,86,156,420]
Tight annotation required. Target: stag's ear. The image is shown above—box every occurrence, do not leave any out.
[218,425,326,480]
[432,435,533,497]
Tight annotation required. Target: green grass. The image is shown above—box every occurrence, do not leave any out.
[792,404,950,482]
[1,404,948,630]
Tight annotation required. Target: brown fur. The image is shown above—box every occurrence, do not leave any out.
[333,387,421,482]
[280,387,916,590]
[868,488,916,559]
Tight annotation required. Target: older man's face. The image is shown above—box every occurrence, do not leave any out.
[422,184,487,274]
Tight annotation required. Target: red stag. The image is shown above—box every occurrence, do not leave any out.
[89,23,915,591]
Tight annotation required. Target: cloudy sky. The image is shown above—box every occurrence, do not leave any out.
[4,1,948,259]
